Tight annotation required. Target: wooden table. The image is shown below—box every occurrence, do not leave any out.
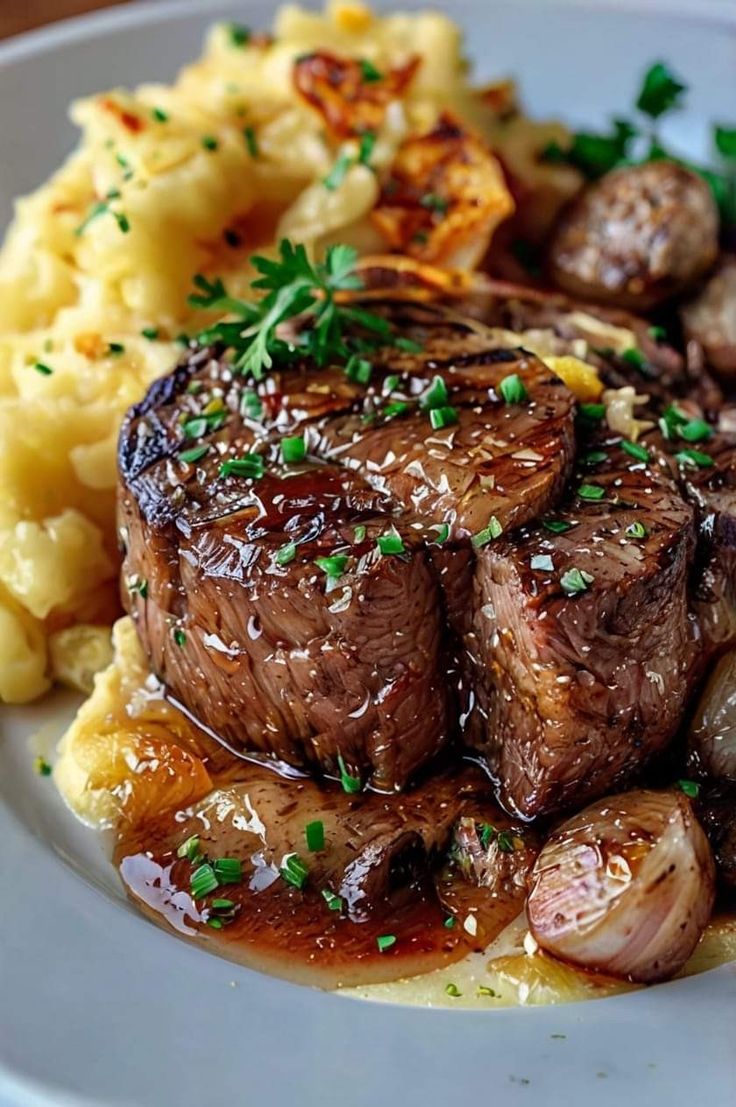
[0,0,127,40]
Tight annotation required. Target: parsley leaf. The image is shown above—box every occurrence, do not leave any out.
[636,62,687,120]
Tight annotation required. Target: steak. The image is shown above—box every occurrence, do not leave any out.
[118,305,576,792]
[462,434,698,817]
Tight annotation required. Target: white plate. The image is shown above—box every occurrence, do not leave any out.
[2,3,736,1105]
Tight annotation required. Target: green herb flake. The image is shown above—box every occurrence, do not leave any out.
[243,126,259,158]
[383,400,409,420]
[353,524,367,543]
[345,355,372,384]
[498,373,528,404]
[240,391,263,419]
[443,916,456,929]
[543,519,573,535]
[213,857,242,884]
[377,532,405,555]
[376,934,396,953]
[582,450,607,467]
[420,192,449,214]
[173,628,186,647]
[578,483,605,501]
[177,835,202,863]
[280,852,309,890]
[496,830,516,853]
[677,779,700,798]
[190,863,219,899]
[394,336,423,353]
[201,135,219,152]
[477,985,497,998]
[206,917,224,930]
[315,554,349,579]
[305,820,325,852]
[337,753,361,794]
[182,417,208,440]
[359,59,383,83]
[358,130,376,165]
[33,756,52,777]
[679,419,713,444]
[445,982,462,998]
[220,454,265,479]
[621,440,650,462]
[421,375,449,410]
[276,541,297,567]
[429,405,458,430]
[141,326,159,341]
[636,61,687,120]
[647,325,667,342]
[323,153,352,191]
[560,567,594,596]
[621,347,647,370]
[472,516,503,548]
[322,889,343,912]
[578,402,605,422]
[228,22,251,47]
[33,362,54,376]
[180,444,209,465]
[715,125,736,159]
[430,523,450,545]
[530,554,554,572]
[626,521,648,540]
[281,435,306,464]
[675,449,714,469]
[108,342,125,356]
[151,107,169,123]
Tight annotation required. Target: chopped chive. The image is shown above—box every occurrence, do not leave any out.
[180,444,209,464]
[33,362,54,376]
[443,916,455,929]
[201,135,219,151]
[107,342,125,356]
[190,863,219,899]
[240,392,263,420]
[176,333,191,347]
[243,125,259,158]
[358,131,376,165]
[211,898,236,911]
[383,400,409,419]
[280,852,309,890]
[394,336,423,353]
[322,889,343,912]
[345,355,372,384]
[220,454,265,479]
[648,325,667,342]
[337,753,361,794]
[560,567,594,596]
[621,440,650,462]
[276,541,297,566]
[315,554,349,579]
[177,834,202,862]
[377,532,405,555]
[543,519,573,535]
[127,575,148,598]
[281,435,306,464]
[33,756,52,777]
[496,830,516,853]
[429,405,458,430]
[430,523,450,545]
[676,449,713,469]
[353,524,367,543]
[213,857,242,884]
[479,823,494,848]
[530,554,554,572]
[115,152,134,179]
[228,22,251,46]
[578,483,605,501]
[151,107,169,122]
[419,192,449,214]
[477,985,497,997]
[141,326,159,340]
[498,373,528,404]
[621,347,646,370]
[323,153,352,191]
[578,402,605,422]
[421,375,449,410]
[305,820,325,852]
[677,779,700,798]
[679,419,713,443]
[173,628,186,647]
[582,450,607,467]
[626,521,648,539]
[376,934,396,952]
[182,417,208,439]
[445,982,462,998]
[359,58,383,83]
[206,917,224,929]
[472,516,503,548]
[382,374,400,395]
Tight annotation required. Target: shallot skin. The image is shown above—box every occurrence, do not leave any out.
[527,789,716,983]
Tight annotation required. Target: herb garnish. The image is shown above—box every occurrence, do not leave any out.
[543,519,573,535]
[676,449,714,469]
[626,521,648,540]
[429,406,458,430]
[180,444,209,465]
[281,435,306,464]
[560,567,594,596]
[141,326,159,340]
[377,532,405,555]
[498,373,528,404]
[173,628,187,647]
[322,889,343,912]
[305,820,325,852]
[445,982,462,998]
[337,753,361,794]
[472,515,503,548]
[443,916,456,929]
[34,362,54,376]
[243,126,259,158]
[578,483,606,501]
[315,554,349,579]
[201,135,219,151]
[190,863,219,899]
[228,23,251,47]
[677,779,700,798]
[376,934,396,952]
[177,835,203,863]
[33,756,52,777]
[280,853,309,890]
[359,59,382,83]
[275,541,297,566]
[621,440,650,462]
[323,152,352,191]
[220,454,265,479]
[75,192,130,236]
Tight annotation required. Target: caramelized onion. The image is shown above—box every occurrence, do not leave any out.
[527,790,716,983]
[688,651,736,782]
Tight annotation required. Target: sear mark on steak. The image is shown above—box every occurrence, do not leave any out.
[118,303,577,792]
[462,435,698,817]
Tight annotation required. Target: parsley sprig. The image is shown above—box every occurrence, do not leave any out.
[190,240,390,379]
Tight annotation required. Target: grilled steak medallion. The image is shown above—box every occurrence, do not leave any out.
[118,305,576,791]
[463,437,698,817]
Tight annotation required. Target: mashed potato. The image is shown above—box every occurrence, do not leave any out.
[0,1,578,702]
